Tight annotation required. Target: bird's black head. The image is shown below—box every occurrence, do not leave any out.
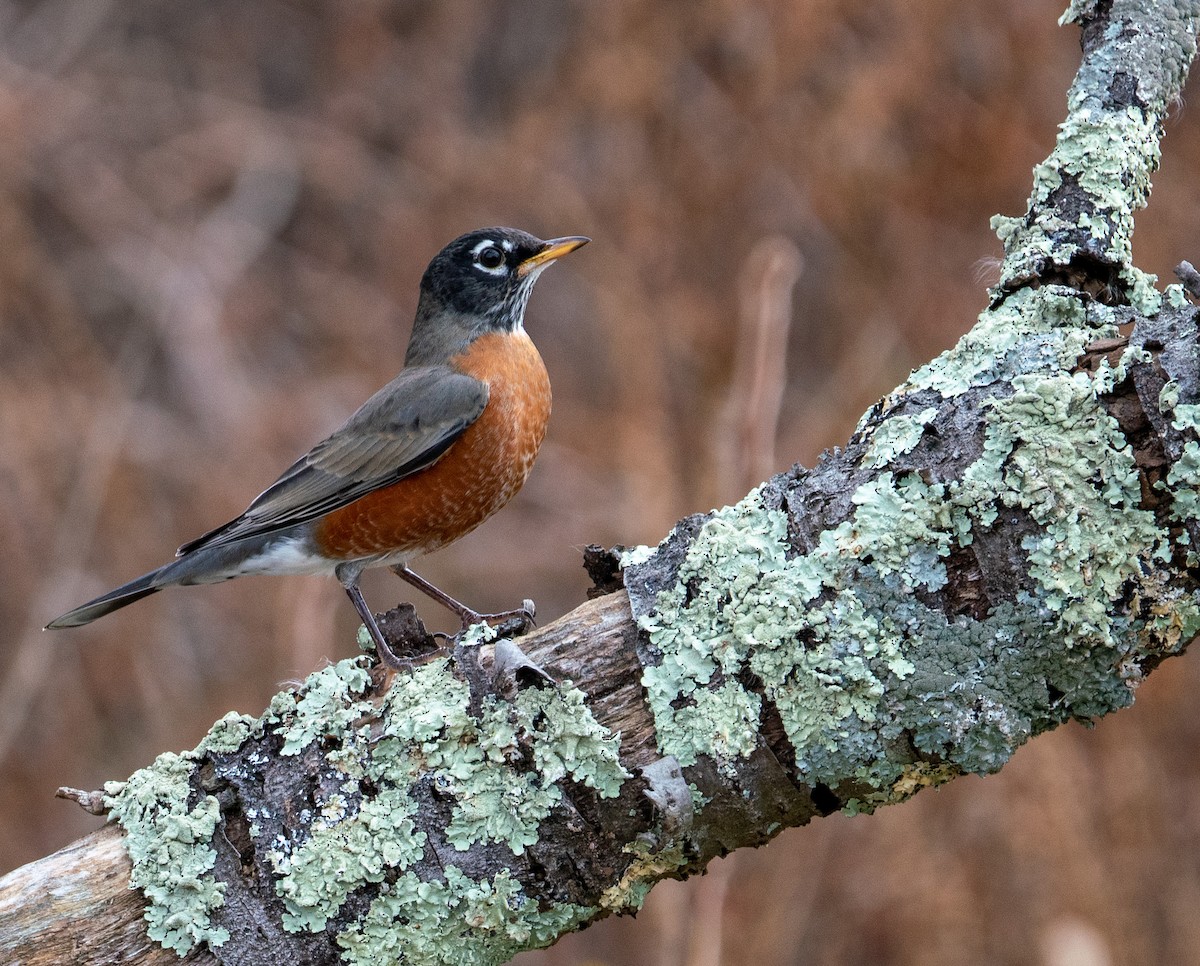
[413,228,588,350]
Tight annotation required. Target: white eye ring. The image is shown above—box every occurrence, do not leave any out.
[471,239,506,274]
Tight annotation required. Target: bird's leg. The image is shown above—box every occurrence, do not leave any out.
[336,564,408,669]
[390,564,536,635]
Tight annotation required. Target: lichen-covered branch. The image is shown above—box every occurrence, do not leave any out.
[2,3,1200,965]
[995,0,1200,309]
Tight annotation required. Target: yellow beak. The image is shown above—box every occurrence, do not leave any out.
[517,236,590,276]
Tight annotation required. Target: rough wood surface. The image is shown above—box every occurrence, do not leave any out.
[0,825,209,965]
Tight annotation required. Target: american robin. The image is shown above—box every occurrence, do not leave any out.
[46,227,589,667]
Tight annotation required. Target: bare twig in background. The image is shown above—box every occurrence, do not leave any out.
[724,235,803,495]
[667,235,802,966]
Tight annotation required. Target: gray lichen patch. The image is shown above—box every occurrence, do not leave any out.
[269,781,425,933]
[1158,387,1200,538]
[373,660,629,858]
[276,659,375,756]
[906,287,1099,399]
[968,372,1166,638]
[632,486,923,788]
[863,407,939,468]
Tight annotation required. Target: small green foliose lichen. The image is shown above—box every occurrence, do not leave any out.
[439,682,629,854]
[1166,283,1191,308]
[597,836,689,916]
[1160,380,1181,413]
[634,288,1180,797]
[278,659,374,756]
[104,753,229,955]
[1166,439,1200,523]
[1154,384,1200,532]
[973,371,1165,643]
[336,866,594,966]
[908,288,1097,398]
[195,711,256,756]
[620,543,657,568]
[525,684,630,797]
[992,19,1170,316]
[637,483,923,786]
[1172,403,1200,434]
[862,407,939,468]
[271,784,425,932]
[112,644,629,957]
[268,654,627,938]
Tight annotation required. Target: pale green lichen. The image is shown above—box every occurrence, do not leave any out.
[1117,344,1153,379]
[1160,380,1181,413]
[1166,440,1200,522]
[908,288,1098,398]
[104,753,229,955]
[459,620,499,648]
[633,307,1178,795]
[862,407,939,468]
[110,643,630,958]
[439,684,628,854]
[271,785,425,932]
[526,685,631,796]
[278,659,374,756]
[194,711,256,756]
[1154,383,1200,532]
[337,866,593,966]
[993,6,1174,316]
[620,543,658,568]
[597,836,690,916]
[966,372,1166,644]
[638,483,924,786]
[843,760,962,815]
[268,655,626,941]
[1055,100,1163,314]
[1090,344,1152,395]
[1172,404,1200,434]
[1166,283,1191,308]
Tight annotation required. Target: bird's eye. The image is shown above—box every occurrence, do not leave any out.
[476,245,504,270]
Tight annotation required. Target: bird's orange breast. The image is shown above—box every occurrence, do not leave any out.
[312,330,552,560]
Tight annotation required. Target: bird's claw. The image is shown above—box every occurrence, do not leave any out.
[456,599,536,640]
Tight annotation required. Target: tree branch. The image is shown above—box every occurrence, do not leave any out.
[3,2,1200,964]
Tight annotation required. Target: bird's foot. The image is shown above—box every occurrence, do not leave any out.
[389,566,537,640]
[455,598,536,640]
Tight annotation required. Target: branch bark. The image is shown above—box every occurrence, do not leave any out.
[4,2,1200,964]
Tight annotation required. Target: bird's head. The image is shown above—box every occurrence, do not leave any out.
[410,228,588,360]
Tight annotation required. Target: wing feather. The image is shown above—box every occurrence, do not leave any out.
[178,366,487,555]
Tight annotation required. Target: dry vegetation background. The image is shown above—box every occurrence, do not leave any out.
[1,1,1199,963]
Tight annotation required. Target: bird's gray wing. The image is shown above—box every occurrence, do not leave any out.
[178,365,488,555]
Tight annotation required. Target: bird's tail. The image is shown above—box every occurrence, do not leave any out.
[45,569,164,629]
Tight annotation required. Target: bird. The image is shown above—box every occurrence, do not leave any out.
[46,227,589,668]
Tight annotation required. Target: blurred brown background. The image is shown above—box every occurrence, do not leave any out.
[2,1,1199,963]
